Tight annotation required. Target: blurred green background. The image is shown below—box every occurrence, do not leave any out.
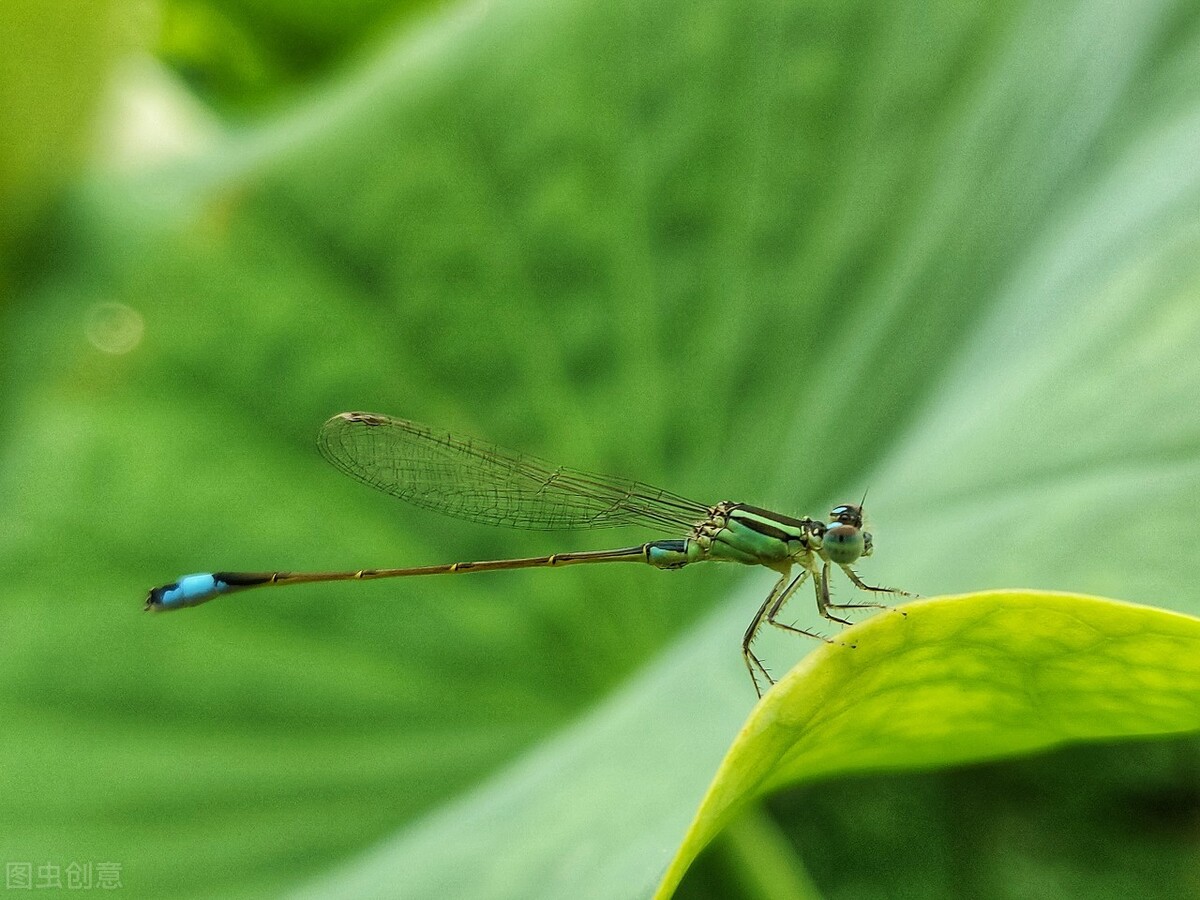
[3,0,1200,897]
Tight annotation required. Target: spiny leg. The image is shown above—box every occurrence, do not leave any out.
[742,572,792,698]
[830,564,913,611]
[767,569,808,621]
[765,569,828,641]
[815,561,856,626]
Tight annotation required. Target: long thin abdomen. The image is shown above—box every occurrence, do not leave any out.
[145,540,703,612]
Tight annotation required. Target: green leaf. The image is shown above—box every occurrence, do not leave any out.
[656,591,1200,898]
[155,0,447,111]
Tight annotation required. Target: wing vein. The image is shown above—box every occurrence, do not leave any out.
[315,412,711,532]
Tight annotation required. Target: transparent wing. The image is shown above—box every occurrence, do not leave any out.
[316,412,712,532]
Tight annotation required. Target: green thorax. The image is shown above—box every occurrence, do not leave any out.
[696,502,819,567]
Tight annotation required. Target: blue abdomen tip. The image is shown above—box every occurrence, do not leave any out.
[145,573,228,611]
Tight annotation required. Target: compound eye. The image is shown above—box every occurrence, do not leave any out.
[823,522,865,565]
[829,504,863,528]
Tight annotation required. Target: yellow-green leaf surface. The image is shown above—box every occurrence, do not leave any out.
[656,591,1200,898]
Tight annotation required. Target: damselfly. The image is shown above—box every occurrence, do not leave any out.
[146,412,910,696]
